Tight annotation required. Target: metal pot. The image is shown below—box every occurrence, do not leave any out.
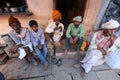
[4,7,10,12]
[10,7,19,13]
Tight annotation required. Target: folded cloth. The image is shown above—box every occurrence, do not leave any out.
[18,43,33,59]
[18,48,26,59]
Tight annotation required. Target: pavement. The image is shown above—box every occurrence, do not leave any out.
[0,51,120,80]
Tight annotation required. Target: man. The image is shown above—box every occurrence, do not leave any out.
[29,20,48,70]
[74,19,119,74]
[45,10,64,43]
[8,16,38,70]
[106,22,120,69]
[65,16,84,53]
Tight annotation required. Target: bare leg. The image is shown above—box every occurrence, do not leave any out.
[24,47,38,66]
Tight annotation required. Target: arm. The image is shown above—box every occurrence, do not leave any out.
[88,32,98,49]
[21,29,31,45]
[30,32,38,47]
[66,23,72,38]
[30,32,42,50]
[8,30,22,45]
[45,22,54,33]
[8,31,23,54]
[77,24,84,38]
[59,23,64,36]
[40,29,45,45]
[97,46,107,55]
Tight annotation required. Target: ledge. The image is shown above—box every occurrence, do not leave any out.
[0,11,33,16]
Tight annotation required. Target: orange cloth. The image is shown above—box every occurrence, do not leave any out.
[52,10,62,20]
[80,41,89,51]
[8,16,20,26]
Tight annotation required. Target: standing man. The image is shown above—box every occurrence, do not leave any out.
[65,16,84,53]
[8,16,38,70]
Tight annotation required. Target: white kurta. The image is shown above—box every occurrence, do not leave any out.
[45,22,64,42]
[107,38,120,69]
[80,31,110,73]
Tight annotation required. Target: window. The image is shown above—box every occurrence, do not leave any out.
[0,0,29,13]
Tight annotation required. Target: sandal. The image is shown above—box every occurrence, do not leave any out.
[57,59,62,66]
[52,58,58,64]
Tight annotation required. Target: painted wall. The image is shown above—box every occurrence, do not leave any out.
[83,0,103,37]
[93,0,110,30]
[0,0,53,43]
[0,0,53,34]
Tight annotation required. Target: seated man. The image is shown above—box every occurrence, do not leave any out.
[64,16,84,53]
[107,33,120,69]
[8,16,38,70]
[45,10,64,45]
[29,20,48,70]
[74,19,119,74]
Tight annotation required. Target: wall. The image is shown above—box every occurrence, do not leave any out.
[83,0,103,36]
[94,0,110,30]
[0,0,104,43]
[0,0,53,35]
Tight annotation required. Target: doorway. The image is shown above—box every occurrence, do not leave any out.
[54,0,87,29]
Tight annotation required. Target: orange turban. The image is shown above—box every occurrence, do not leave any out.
[52,10,62,20]
[8,16,20,26]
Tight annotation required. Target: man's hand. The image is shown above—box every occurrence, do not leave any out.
[70,37,74,44]
[59,26,62,32]
[9,46,18,55]
[73,36,79,43]
[37,45,42,50]
[13,45,19,51]
[54,26,59,31]
[109,34,117,47]
[97,46,106,55]
[9,44,23,55]
[111,34,117,43]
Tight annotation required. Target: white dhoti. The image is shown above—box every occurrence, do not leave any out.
[107,49,120,69]
[81,49,103,73]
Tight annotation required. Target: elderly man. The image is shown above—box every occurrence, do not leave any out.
[106,20,120,69]
[74,19,119,74]
[64,16,84,54]
[8,16,38,70]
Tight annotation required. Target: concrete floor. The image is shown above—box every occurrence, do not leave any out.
[0,51,120,80]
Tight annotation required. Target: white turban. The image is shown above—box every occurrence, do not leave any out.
[73,16,82,22]
[102,19,119,29]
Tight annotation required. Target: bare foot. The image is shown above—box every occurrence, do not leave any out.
[63,49,68,54]
[80,67,87,78]
[44,63,48,70]
[80,71,87,78]
[73,62,83,69]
